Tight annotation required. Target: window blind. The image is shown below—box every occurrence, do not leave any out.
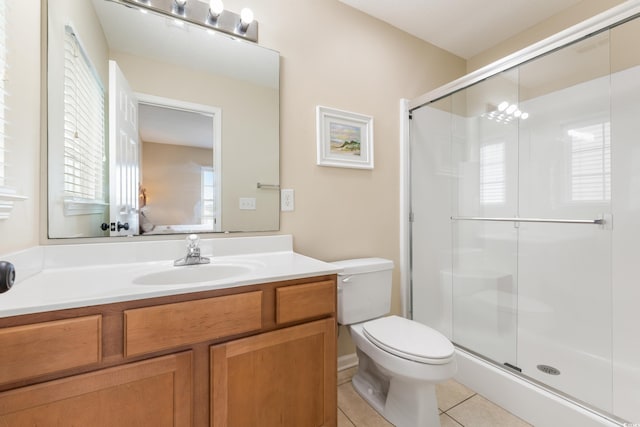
[201,167,215,226]
[480,142,506,205]
[570,122,610,202]
[0,1,7,188]
[63,25,106,203]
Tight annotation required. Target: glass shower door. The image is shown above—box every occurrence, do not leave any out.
[516,31,612,411]
[450,69,519,366]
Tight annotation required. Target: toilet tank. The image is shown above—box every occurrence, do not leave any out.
[332,258,394,325]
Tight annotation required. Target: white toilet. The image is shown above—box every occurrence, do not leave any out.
[333,258,457,427]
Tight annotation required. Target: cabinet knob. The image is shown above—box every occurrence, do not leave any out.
[100,223,109,231]
[117,222,130,231]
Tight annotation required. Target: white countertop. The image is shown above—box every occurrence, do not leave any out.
[0,235,341,318]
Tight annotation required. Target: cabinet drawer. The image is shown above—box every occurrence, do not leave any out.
[0,352,192,426]
[125,291,263,357]
[276,280,336,324]
[0,315,102,384]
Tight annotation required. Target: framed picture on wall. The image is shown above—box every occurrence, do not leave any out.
[316,106,374,169]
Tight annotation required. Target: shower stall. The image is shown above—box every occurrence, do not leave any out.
[408,3,640,425]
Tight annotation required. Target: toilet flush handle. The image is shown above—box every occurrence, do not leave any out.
[339,275,353,283]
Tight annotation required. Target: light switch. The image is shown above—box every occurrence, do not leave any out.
[239,197,256,210]
[281,189,294,211]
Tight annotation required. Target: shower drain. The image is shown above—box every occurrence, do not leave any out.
[537,364,561,375]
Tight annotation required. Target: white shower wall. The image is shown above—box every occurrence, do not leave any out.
[610,62,640,422]
[515,71,613,411]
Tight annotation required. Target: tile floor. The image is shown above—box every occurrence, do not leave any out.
[337,367,532,427]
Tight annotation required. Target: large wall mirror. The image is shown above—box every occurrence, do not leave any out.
[47,0,280,238]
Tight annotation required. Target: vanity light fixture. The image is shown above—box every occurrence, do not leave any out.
[484,101,529,124]
[123,0,258,42]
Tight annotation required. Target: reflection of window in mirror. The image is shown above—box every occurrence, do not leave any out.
[201,167,215,227]
[63,25,106,211]
[569,122,611,202]
[480,142,506,205]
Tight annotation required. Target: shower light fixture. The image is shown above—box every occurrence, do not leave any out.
[125,0,259,42]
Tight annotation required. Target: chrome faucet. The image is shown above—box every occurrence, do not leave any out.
[174,234,210,266]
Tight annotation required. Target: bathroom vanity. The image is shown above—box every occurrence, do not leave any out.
[0,236,339,426]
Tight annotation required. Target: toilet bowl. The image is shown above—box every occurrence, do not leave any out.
[333,258,457,427]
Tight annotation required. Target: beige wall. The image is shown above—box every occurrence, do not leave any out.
[0,0,41,253]
[467,0,625,73]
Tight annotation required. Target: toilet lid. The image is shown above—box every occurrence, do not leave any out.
[362,316,454,365]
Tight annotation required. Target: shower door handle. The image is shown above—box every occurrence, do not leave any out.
[450,216,605,225]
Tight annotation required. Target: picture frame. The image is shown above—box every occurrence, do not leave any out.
[316,106,374,169]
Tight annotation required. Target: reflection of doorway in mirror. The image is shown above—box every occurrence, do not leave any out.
[136,94,222,234]
[109,61,139,237]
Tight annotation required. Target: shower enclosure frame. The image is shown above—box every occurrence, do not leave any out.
[402,2,640,426]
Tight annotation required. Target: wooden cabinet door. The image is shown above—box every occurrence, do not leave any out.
[0,352,192,426]
[211,317,337,427]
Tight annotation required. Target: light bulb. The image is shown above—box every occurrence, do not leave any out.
[498,101,509,112]
[240,8,254,25]
[209,0,224,16]
[514,109,522,118]
[506,104,517,115]
[521,112,529,120]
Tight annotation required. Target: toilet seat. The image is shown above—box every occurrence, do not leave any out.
[362,315,454,365]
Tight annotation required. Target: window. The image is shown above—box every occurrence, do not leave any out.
[201,167,215,226]
[569,122,610,202]
[480,142,506,205]
[0,1,7,188]
[0,2,28,219]
[63,25,106,207]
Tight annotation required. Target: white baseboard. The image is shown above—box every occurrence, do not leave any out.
[338,353,358,371]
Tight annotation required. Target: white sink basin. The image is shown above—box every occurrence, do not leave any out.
[133,263,253,285]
